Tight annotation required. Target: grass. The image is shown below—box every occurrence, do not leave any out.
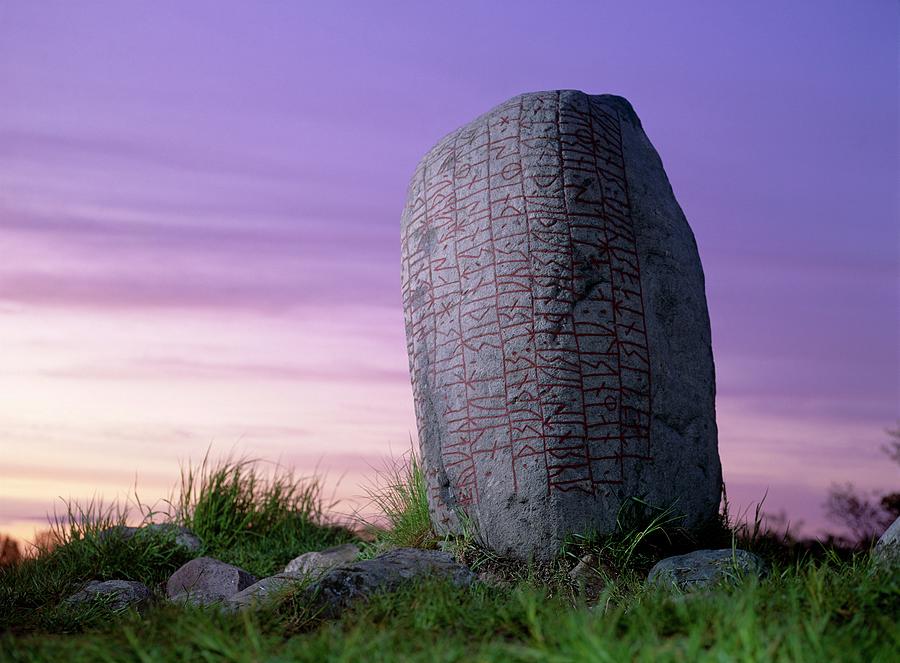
[1,451,897,662]
[359,448,434,550]
[0,453,354,634]
[172,452,356,576]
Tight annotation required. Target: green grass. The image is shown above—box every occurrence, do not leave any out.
[0,454,356,634]
[360,449,435,550]
[1,452,897,662]
[172,452,356,576]
[2,556,895,662]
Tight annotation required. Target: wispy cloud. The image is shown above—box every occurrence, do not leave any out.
[42,356,410,384]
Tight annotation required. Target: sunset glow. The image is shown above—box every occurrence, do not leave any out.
[1,1,897,544]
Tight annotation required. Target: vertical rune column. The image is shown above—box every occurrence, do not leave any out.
[587,99,652,465]
[558,93,626,485]
[493,97,550,495]
[428,135,480,508]
[519,92,590,494]
[453,116,521,503]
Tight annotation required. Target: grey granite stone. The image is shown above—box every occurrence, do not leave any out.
[65,579,151,613]
[647,549,768,590]
[874,515,900,564]
[225,573,305,611]
[307,548,475,618]
[166,556,256,606]
[401,90,721,559]
[283,543,360,577]
[99,524,202,552]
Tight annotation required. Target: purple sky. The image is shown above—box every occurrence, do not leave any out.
[0,1,897,541]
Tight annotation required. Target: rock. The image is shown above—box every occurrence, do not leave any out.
[283,543,360,577]
[144,524,203,552]
[65,579,151,613]
[568,553,595,582]
[225,574,305,611]
[307,548,475,618]
[647,549,768,591]
[874,516,900,564]
[476,569,507,588]
[568,553,607,598]
[99,524,202,552]
[401,90,721,560]
[166,557,257,606]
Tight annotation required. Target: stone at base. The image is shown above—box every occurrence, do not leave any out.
[283,543,360,577]
[99,524,202,552]
[166,557,257,605]
[308,548,475,618]
[225,574,306,611]
[65,579,151,613]
[647,549,768,591]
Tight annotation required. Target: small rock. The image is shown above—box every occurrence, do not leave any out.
[568,553,607,598]
[874,516,900,564]
[99,524,202,552]
[225,574,306,611]
[283,543,360,577]
[476,569,507,588]
[568,554,595,582]
[648,549,768,591]
[144,524,203,552]
[65,579,151,613]
[307,548,475,618]
[166,557,257,606]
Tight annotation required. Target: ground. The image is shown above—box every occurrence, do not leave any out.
[0,455,896,662]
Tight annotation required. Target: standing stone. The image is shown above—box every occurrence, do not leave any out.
[401,90,721,560]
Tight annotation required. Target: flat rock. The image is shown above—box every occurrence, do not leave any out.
[65,579,151,613]
[225,573,305,611]
[283,543,360,577]
[166,556,257,606]
[307,548,475,618]
[401,90,721,560]
[874,515,900,564]
[647,549,768,591]
[99,524,202,552]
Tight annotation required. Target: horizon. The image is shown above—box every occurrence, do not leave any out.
[1,1,898,544]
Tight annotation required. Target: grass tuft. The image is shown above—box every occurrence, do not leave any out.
[170,451,357,576]
[360,448,434,550]
[0,497,194,634]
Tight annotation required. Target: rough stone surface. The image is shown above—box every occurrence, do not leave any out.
[401,90,721,559]
[307,548,475,618]
[647,549,768,591]
[874,516,900,564]
[283,543,360,577]
[100,524,202,552]
[166,557,257,606]
[225,574,304,611]
[65,579,152,612]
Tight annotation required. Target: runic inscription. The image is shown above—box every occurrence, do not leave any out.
[402,91,652,506]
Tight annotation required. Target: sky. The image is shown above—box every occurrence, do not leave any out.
[0,1,897,543]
